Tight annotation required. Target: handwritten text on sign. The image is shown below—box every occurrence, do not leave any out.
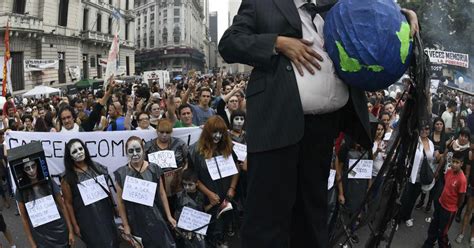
[348,159,373,179]
[148,151,177,169]
[177,207,212,235]
[205,156,238,181]
[232,142,247,161]
[25,195,61,228]
[122,176,157,207]
[78,175,109,206]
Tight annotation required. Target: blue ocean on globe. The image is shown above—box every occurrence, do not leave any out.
[324,0,413,91]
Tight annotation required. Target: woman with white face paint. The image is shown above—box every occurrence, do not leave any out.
[229,110,247,144]
[16,161,75,248]
[188,116,240,247]
[144,119,188,208]
[61,139,119,247]
[114,136,177,248]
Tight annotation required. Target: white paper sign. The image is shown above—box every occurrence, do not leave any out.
[205,156,239,180]
[148,151,177,169]
[232,142,247,161]
[78,175,109,206]
[348,159,373,179]
[328,169,336,189]
[25,195,61,228]
[177,207,212,235]
[122,176,157,207]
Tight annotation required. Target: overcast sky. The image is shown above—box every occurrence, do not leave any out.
[209,0,229,41]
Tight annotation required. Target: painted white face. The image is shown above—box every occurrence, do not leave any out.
[70,142,86,162]
[212,132,223,144]
[23,161,38,179]
[182,180,197,193]
[127,140,144,162]
[232,116,245,131]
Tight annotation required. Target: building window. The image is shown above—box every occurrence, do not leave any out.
[90,56,96,68]
[174,17,179,23]
[125,0,129,10]
[163,9,167,18]
[12,0,26,14]
[162,28,168,44]
[144,16,147,23]
[173,26,180,43]
[174,0,181,6]
[125,22,129,40]
[58,0,69,27]
[109,0,112,5]
[174,9,179,16]
[97,13,102,32]
[11,52,25,91]
[150,6,154,11]
[83,8,89,31]
[150,13,154,21]
[108,17,113,34]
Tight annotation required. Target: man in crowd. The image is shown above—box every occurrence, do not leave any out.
[219,0,418,247]
[442,100,457,134]
[182,79,216,126]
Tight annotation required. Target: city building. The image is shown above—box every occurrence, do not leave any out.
[135,0,209,76]
[0,0,135,94]
[208,11,217,71]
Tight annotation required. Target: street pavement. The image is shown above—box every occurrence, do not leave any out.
[0,197,470,248]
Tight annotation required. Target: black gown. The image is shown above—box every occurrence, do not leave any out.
[114,162,176,248]
[69,162,119,248]
[15,182,69,248]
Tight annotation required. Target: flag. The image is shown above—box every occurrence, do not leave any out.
[2,21,11,96]
[104,32,119,89]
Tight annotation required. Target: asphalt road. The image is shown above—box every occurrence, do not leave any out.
[0,197,471,248]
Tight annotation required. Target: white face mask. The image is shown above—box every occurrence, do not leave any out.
[232,116,245,130]
[23,161,38,179]
[127,140,144,163]
[70,142,86,162]
[212,132,223,144]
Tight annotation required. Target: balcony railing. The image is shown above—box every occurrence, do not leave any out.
[0,13,43,32]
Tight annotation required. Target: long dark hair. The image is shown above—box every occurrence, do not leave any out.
[63,139,99,186]
[432,117,445,138]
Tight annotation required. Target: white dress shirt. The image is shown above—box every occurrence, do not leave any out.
[292,0,349,114]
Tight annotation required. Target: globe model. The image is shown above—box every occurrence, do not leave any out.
[324,0,413,91]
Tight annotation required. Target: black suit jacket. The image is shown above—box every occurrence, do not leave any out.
[218,0,372,153]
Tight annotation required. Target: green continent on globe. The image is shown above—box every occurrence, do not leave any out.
[396,22,410,64]
[336,41,362,72]
[367,65,384,72]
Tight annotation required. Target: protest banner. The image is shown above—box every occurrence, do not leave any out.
[328,169,336,190]
[25,195,61,227]
[122,176,157,207]
[24,59,59,72]
[148,150,177,169]
[6,128,202,178]
[77,175,109,206]
[425,49,469,68]
[348,159,373,179]
[205,155,238,180]
[232,142,247,161]
[177,207,212,235]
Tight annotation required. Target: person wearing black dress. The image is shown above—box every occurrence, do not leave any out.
[61,139,119,248]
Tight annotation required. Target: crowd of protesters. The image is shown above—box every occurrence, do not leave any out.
[0,73,472,248]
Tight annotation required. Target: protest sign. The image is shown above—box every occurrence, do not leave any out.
[122,176,157,207]
[177,207,212,235]
[205,156,238,181]
[328,169,336,189]
[6,128,202,178]
[148,151,177,169]
[163,168,184,197]
[25,195,61,227]
[348,159,373,179]
[232,142,247,161]
[78,175,109,206]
